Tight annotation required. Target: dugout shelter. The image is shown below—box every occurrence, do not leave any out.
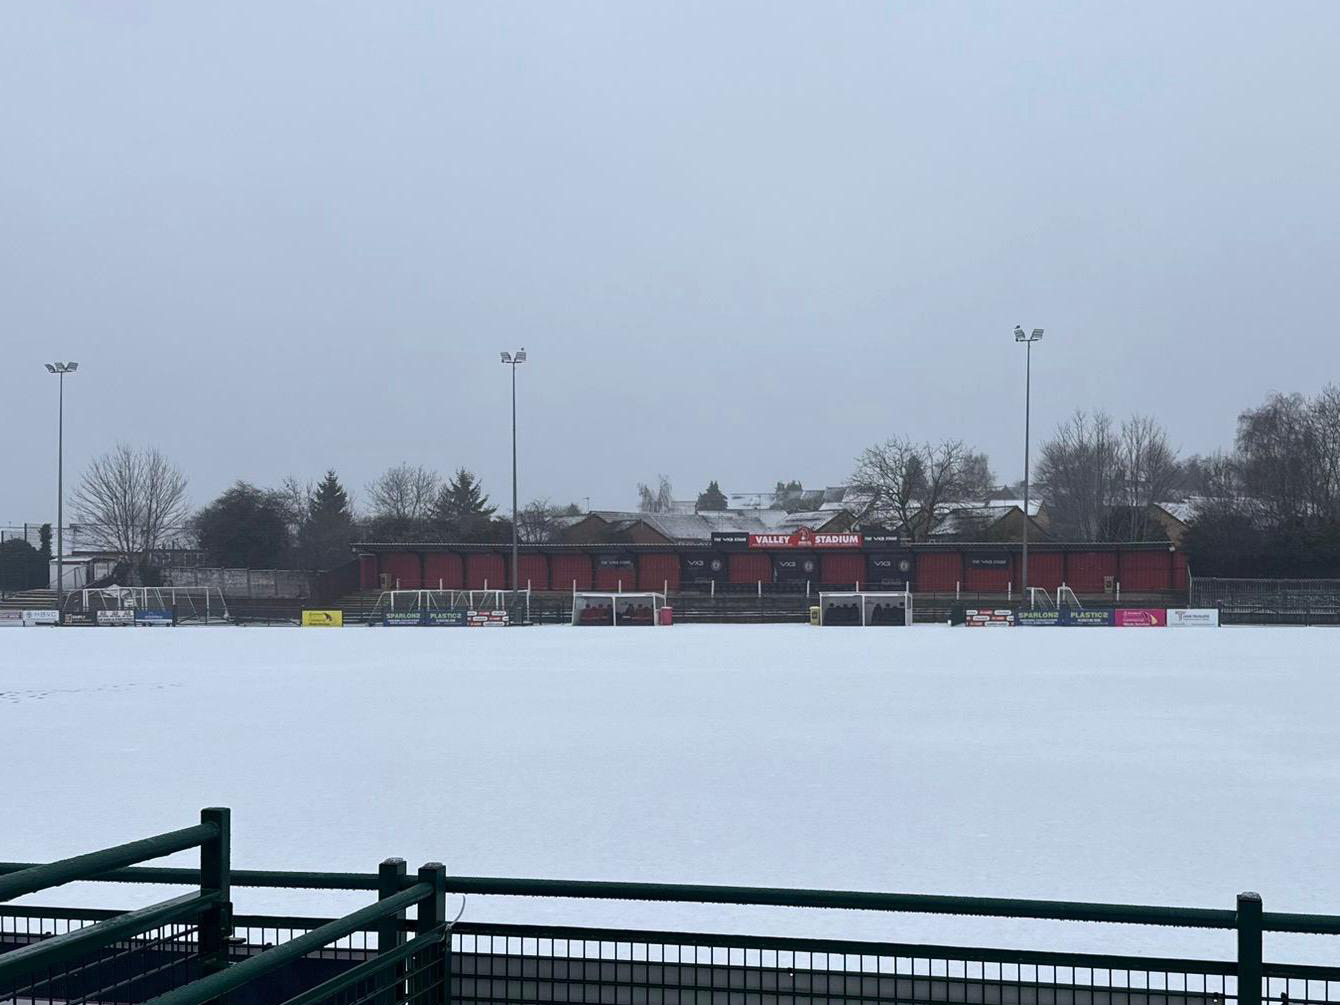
[818,591,912,626]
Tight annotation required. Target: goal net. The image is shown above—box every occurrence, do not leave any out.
[818,591,912,626]
[372,589,531,625]
[572,592,666,626]
[66,585,230,625]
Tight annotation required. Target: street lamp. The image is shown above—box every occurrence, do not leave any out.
[1012,327,1042,598]
[499,349,527,607]
[44,361,79,620]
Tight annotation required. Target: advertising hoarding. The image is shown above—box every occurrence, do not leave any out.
[1167,608,1220,627]
[1114,608,1167,627]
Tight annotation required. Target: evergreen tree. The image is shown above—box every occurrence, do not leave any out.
[308,470,353,522]
[432,468,497,539]
[297,470,357,569]
[696,480,728,511]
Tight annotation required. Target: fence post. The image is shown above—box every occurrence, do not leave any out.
[414,863,448,1005]
[1237,891,1262,1005]
[376,858,407,1005]
[199,807,232,976]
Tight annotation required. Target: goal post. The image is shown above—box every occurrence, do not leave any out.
[817,591,913,626]
[65,585,230,625]
[572,592,667,626]
[371,588,531,625]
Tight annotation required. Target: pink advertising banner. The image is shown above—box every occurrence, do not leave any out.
[1114,608,1167,627]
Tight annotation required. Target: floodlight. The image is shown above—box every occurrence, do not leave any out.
[45,363,56,373]
[1031,329,1043,340]
[514,349,527,363]
[67,361,78,371]
[500,351,512,363]
[1013,325,1026,341]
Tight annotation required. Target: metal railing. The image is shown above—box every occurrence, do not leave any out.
[1190,578,1340,626]
[4,810,1338,1005]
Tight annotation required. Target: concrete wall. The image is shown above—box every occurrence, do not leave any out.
[162,567,313,599]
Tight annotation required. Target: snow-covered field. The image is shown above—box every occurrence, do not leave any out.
[2,625,1337,963]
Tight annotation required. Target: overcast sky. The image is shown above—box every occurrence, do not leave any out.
[3,2,1338,522]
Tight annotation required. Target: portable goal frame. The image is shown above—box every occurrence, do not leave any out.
[818,590,913,626]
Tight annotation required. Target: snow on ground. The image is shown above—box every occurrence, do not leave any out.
[2,624,1337,964]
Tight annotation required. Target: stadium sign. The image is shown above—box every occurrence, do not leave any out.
[23,610,60,626]
[709,532,749,550]
[134,609,174,627]
[968,555,1010,569]
[747,528,862,549]
[97,610,135,627]
[0,610,23,627]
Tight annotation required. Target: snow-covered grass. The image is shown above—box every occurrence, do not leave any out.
[2,624,1337,963]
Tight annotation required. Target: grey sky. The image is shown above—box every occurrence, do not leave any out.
[3,1,1338,522]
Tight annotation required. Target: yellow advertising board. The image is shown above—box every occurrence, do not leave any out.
[301,610,343,627]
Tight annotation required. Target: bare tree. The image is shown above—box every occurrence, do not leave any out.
[276,476,315,539]
[517,498,562,543]
[851,438,991,540]
[1034,411,1121,540]
[637,475,674,513]
[1115,415,1180,538]
[72,444,190,575]
[1235,386,1340,525]
[366,464,439,524]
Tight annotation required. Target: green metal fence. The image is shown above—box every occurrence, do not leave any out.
[3,810,1338,1005]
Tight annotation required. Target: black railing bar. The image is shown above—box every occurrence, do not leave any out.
[441,878,1240,929]
[450,921,1241,974]
[0,863,381,890]
[4,865,1336,934]
[0,823,218,903]
[1261,961,1340,980]
[140,881,433,1005]
[275,924,446,1005]
[0,891,215,983]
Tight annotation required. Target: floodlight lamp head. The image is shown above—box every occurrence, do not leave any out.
[66,361,79,371]
[500,351,512,363]
[45,363,57,373]
[514,348,527,363]
[1031,329,1044,340]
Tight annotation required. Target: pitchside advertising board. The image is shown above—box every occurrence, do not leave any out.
[1114,608,1167,627]
[1015,610,1114,627]
[133,609,174,627]
[383,610,507,627]
[97,610,136,627]
[1168,608,1220,627]
[963,608,1014,627]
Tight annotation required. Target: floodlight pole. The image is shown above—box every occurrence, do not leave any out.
[510,358,518,598]
[500,349,526,606]
[1014,328,1042,595]
[45,362,78,621]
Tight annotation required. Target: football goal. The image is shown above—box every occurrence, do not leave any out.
[65,585,230,624]
[572,592,667,626]
[371,588,531,625]
[817,591,913,626]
